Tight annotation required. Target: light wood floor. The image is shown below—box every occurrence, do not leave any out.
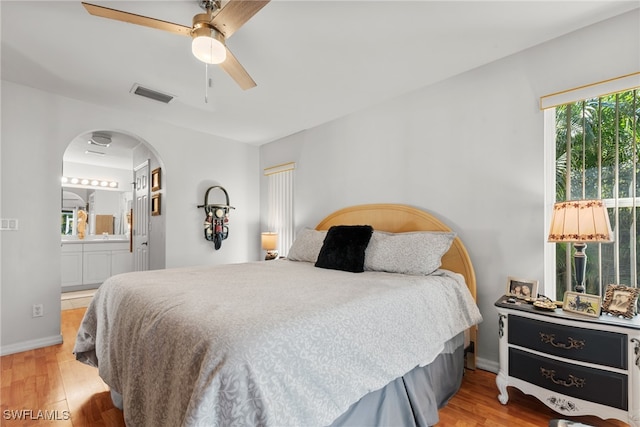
[0,308,630,426]
[60,290,96,311]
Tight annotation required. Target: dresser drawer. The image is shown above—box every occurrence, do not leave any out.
[509,348,628,410]
[508,315,627,369]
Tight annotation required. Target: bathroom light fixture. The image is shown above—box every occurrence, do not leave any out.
[61,176,118,189]
[88,133,112,147]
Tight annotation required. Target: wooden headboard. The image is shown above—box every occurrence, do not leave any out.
[315,203,478,368]
[315,203,477,302]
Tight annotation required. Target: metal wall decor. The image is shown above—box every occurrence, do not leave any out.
[197,185,234,250]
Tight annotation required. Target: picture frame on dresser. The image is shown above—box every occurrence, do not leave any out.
[562,291,601,317]
[506,276,538,299]
[602,284,639,319]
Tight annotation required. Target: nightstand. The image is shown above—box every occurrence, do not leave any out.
[495,296,640,427]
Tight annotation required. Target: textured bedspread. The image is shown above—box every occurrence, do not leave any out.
[74,260,482,427]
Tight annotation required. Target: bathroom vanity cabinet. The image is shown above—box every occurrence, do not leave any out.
[61,239,132,291]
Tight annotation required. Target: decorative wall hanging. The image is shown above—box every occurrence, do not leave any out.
[197,185,234,250]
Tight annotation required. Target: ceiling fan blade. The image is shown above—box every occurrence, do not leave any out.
[212,0,270,38]
[219,47,256,90]
[82,2,192,37]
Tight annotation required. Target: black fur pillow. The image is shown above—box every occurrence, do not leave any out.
[315,225,373,273]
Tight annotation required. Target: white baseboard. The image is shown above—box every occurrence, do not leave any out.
[476,357,499,373]
[0,334,63,356]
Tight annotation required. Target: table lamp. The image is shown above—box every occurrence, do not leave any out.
[548,199,614,293]
[261,232,279,260]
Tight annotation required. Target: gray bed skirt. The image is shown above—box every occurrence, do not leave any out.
[330,342,464,427]
[109,337,464,427]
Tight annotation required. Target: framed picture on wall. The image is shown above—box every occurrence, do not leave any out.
[151,167,161,192]
[151,193,161,216]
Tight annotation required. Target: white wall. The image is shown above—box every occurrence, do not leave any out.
[0,82,260,354]
[260,9,640,370]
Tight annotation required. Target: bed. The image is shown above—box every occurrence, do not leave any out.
[74,203,482,427]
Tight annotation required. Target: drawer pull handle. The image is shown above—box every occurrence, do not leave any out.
[632,338,640,369]
[539,333,585,350]
[540,367,586,388]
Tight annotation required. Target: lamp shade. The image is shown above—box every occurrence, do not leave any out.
[548,199,614,243]
[261,232,278,251]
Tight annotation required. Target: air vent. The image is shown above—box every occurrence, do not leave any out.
[85,150,106,156]
[130,84,175,104]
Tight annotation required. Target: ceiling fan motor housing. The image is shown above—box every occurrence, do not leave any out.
[192,14,223,39]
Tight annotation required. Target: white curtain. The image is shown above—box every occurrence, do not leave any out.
[265,162,295,257]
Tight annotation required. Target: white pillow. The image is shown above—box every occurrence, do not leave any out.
[287,228,327,262]
[364,230,456,275]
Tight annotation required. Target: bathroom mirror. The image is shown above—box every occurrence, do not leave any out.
[61,188,132,237]
[61,191,86,236]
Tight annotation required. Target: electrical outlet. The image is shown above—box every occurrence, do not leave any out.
[32,304,43,318]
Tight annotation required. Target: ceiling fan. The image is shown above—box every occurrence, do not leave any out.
[81,0,269,90]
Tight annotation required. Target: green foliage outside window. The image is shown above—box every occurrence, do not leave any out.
[554,89,639,300]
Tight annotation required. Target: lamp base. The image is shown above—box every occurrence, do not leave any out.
[574,243,587,293]
[265,250,278,261]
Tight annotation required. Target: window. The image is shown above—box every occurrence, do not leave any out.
[61,210,76,235]
[264,162,295,257]
[545,78,639,301]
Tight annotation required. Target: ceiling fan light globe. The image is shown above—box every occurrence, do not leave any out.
[192,36,226,64]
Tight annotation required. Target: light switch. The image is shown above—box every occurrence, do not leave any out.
[0,219,19,230]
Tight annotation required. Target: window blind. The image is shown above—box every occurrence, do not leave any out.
[264,162,295,257]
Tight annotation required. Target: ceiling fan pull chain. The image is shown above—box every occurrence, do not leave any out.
[204,63,209,104]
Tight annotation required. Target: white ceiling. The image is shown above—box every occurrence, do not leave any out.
[2,0,639,151]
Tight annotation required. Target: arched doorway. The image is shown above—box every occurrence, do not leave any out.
[60,130,165,298]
